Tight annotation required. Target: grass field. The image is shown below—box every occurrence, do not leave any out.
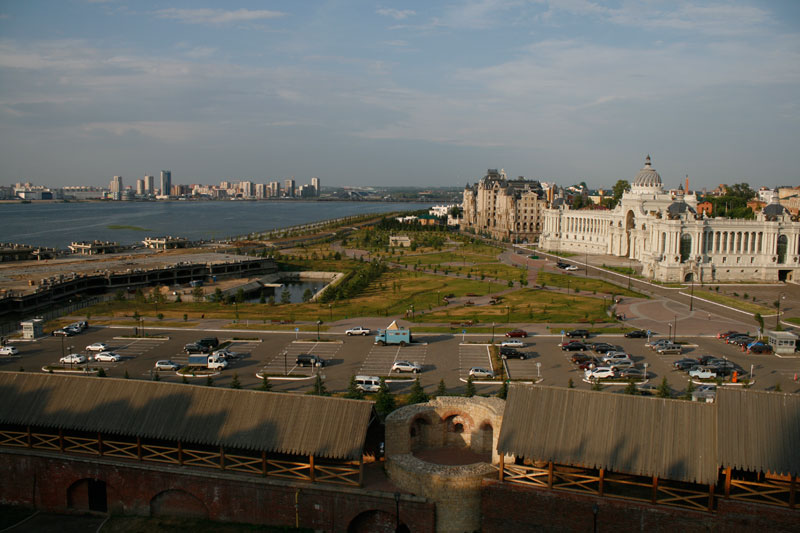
[691,289,773,314]
[536,271,647,298]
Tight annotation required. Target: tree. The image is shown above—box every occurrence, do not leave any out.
[754,312,764,335]
[464,375,476,397]
[152,371,160,382]
[174,293,182,303]
[623,379,637,395]
[213,288,224,302]
[591,380,603,391]
[436,379,448,397]
[567,378,574,389]
[236,288,245,303]
[774,383,782,392]
[192,286,204,302]
[303,288,313,302]
[260,374,272,391]
[344,375,365,400]
[96,367,106,378]
[310,374,329,396]
[571,194,585,209]
[656,377,671,398]
[182,375,189,384]
[408,378,429,404]
[683,380,696,400]
[259,291,266,304]
[205,375,214,387]
[280,289,291,304]
[230,373,242,389]
[610,179,630,208]
[123,369,130,379]
[374,378,395,418]
[497,380,508,400]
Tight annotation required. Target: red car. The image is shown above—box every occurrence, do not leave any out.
[716,331,739,340]
[505,329,528,338]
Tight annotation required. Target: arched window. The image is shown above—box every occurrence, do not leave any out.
[680,234,692,263]
[777,234,788,264]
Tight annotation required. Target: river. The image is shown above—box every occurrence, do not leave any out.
[0,200,434,248]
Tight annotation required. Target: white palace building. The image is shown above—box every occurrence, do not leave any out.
[538,156,800,283]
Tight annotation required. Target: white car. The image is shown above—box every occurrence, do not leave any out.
[155,360,180,371]
[212,348,240,360]
[564,265,579,271]
[345,326,371,336]
[585,366,616,380]
[500,339,524,348]
[0,346,19,356]
[391,360,422,373]
[469,367,495,379]
[86,342,108,352]
[93,351,121,362]
[60,354,87,364]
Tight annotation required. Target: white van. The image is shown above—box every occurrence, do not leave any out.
[207,355,228,370]
[355,375,381,393]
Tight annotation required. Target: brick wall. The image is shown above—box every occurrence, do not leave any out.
[481,479,799,533]
[0,450,435,533]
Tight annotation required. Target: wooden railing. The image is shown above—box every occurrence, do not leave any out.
[497,459,797,513]
[0,428,362,488]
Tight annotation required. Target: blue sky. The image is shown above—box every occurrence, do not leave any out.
[1,1,798,189]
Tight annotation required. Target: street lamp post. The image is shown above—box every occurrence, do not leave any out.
[628,258,632,290]
[328,304,332,320]
[283,350,287,376]
[491,322,496,343]
[394,492,401,532]
[316,319,322,341]
[689,277,695,311]
[506,306,510,323]
[673,315,678,342]
[668,323,673,342]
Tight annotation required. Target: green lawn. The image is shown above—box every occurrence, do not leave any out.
[691,289,773,314]
[536,271,647,298]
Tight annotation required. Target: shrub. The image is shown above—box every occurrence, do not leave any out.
[230,373,242,389]
[408,378,429,404]
[465,376,476,397]
[436,379,448,397]
[344,375,364,400]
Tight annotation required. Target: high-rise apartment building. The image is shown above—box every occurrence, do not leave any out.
[109,176,123,200]
[255,183,267,199]
[160,170,171,197]
[269,181,281,197]
[311,177,321,197]
[144,175,154,194]
[284,178,295,198]
[136,179,144,195]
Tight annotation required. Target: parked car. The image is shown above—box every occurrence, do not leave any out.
[698,355,724,366]
[577,357,603,370]
[618,367,645,379]
[561,341,586,351]
[673,358,700,371]
[624,330,648,338]
[647,339,671,350]
[296,354,325,367]
[590,342,616,354]
[155,360,180,371]
[93,351,121,362]
[184,343,209,354]
[747,343,773,354]
[657,343,682,355]
[692,384,717,402]
[345,326,371,336]
[716,331,739,340]
[70,321,89,331]
[564,265,579,271]
[196,337,220,349]
[60,354,86,364]
[566,329,590,339]
[500,347,526,359]
[708,360,741,376]
[391,360,422,373]
[688,366,717,379]
[0,346,19,356]
[501,339,524,348]
[469,367,495,379]
[571,352,594,364]
[636,383,658,396]
[505,329,528,338]
[86,342,108,352]
[556,262,570,269]
[52,328,76,337]
[729,336,754,347]
[585,367,617,380]
[354,375,381,392]
[212,348,241,360]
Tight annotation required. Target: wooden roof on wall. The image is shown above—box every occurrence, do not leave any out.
[0,372,373,460]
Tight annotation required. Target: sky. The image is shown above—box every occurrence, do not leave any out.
[1,1,799,190]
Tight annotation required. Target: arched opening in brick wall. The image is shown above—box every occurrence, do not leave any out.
[150,489,209,519]
[347,509,409,533]
[67,478,107,513]
[409,415,430,452]
[444,414,470,447]
[474,421,494,455]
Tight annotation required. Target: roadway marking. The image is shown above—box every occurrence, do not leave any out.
[360,344,427,376]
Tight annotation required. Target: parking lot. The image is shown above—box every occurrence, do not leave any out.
[1,325,797,395]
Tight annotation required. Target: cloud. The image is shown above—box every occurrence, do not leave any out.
[154,8,285,26]
[376,8,416,20]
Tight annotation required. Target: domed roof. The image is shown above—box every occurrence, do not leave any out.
[632,155,662,188]
[667,200,695,218]
[763,190,786,217]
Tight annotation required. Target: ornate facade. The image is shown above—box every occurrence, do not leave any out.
[460,169,547,242]
[537,156,800,282]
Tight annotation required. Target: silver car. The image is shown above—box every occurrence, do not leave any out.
[391,360,422,373]
[93,351,121,362]
[469,367,495,379]
[155,360,180,371]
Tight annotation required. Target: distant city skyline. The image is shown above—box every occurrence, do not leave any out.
[1,1,798,189]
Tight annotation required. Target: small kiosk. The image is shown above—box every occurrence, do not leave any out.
[20,318,45,340]
[765,330,798,355]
